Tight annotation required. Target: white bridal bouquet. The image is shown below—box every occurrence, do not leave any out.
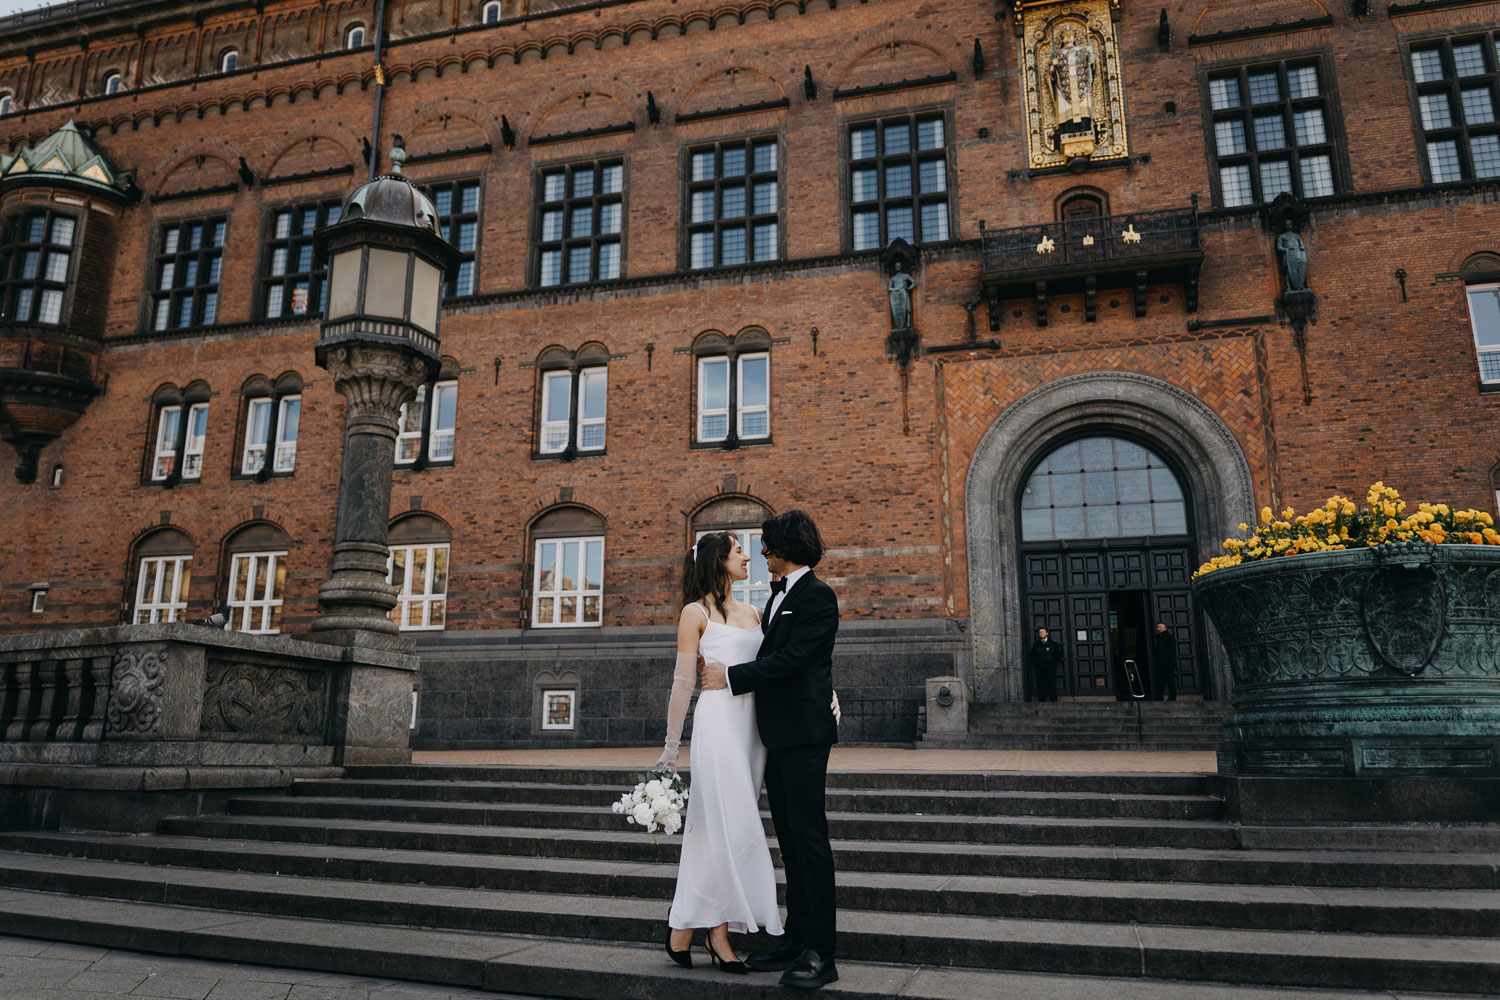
[612,765,688,835]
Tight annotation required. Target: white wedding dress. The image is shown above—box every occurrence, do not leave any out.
[666,606,784,936]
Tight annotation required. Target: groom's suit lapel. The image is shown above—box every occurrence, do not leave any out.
[761,571,814,650]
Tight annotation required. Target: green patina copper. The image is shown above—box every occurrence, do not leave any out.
[0,120,134,200]
[1193,543,1500,777]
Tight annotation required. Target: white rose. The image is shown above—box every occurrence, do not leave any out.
[632,802,653,825]
[650,794,671,814]
[662,814,682,835]
[645,780,664,797]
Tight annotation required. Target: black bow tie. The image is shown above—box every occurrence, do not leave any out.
[770,578,788,597]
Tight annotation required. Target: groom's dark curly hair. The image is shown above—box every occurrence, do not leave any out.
[761,509,825,568]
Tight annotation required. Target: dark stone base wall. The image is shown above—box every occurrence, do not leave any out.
[410,619,968,749]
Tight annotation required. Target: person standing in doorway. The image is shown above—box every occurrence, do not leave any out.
[1152,622,1178,701]
[1029,626,1063,702]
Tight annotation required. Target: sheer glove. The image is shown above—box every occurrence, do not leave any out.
[658,651,699,772]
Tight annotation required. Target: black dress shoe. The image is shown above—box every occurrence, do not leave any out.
[745,942,803,972]
[779,948,838,989]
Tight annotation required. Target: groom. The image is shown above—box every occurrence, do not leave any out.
[699,509,840,989]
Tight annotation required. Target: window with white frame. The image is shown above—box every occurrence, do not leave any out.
[0,95,13,116]
[541,689,576,729]
[695,527,772,609]
[346,24,365,48]
[220,49,238,73]
[152,402,209,482]
[242,394,300,474]
[538,365,606,455]
[482,1,502,24]
[225,550,287,634]
[134,555,191,624]
[388,543,449,630]
[697,352,769,444]
[1468,282,1500,383]
[30,589,44,614]
[396,379,458,466]
[532,536,603,627]
[103,72,123,96]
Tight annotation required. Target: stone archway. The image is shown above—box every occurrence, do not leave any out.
[963,372,1255,704]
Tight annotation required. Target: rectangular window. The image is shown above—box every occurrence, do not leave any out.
[535,160,624,286]
[846,113,952,251]
[696,528,771,609]
[1204,59,1342,206]
[428,179,481,297]
[537,367,606,455]
[225,551,286,634]
[1468,282,1500,383]
[542,689,576,730]
[1408,35,1500,182]
[539,371,572,454]
[242,395,300,474]
[133,556,191,623]
[686,137,780,269]
[697,357,731,442]
[578,367,606,451]
[697,353,770,444]
[261,199,342,318]
[395,380,458,466]
[737,353,769,440]
[152,402,208,482]
[151,217,225,331]
[1,211,75,325]
[532,536,603,627]
[388,543,449,630]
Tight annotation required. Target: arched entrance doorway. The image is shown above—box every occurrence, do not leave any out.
[963,372,1255,705]
[1018,435,1199,699]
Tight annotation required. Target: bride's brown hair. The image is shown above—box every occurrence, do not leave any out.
[682,531,735,615]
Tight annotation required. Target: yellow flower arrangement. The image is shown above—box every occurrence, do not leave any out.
[1193,482,1500,578]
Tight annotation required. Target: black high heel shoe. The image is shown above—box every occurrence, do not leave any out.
[704,937,748,975]
[665,925,693,969]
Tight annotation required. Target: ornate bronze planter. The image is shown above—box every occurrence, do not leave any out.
[1194,543,1500,777]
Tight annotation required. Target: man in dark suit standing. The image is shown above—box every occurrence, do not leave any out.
[1152,622,1179,701]
[699,509,840,989]
[1029,626,1063,702]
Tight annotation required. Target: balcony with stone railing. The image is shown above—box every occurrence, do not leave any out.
[979,202,1203,328]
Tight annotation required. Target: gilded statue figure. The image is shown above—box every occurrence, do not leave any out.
[1049,28,1096,126]
[1276,220,1308,292]
[888,262,916,330]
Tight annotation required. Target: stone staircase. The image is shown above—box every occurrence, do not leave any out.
[0,765,1496,997]
[924,701,1230,750]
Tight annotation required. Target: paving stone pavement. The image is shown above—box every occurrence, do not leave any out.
[410,747,1219,772]
[0,935,534,1000]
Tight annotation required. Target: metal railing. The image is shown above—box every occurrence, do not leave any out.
[981,204,1201,275]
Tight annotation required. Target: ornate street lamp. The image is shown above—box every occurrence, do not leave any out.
[308,139,461,639]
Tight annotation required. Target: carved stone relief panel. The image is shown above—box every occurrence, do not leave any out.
[1015,0,1130,170]
[200,659,330,739]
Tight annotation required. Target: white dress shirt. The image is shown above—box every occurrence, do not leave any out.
[766,565,810,626]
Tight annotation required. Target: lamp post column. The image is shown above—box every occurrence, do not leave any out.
[309,342,430,636]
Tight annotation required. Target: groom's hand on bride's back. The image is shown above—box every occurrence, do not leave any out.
[699,657,729,690]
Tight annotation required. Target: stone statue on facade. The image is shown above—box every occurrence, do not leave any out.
[1050,28,1096,128]
[1276,219,1308,291]
[888,261,916,330]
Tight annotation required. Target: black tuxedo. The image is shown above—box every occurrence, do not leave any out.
[727,569,839,960]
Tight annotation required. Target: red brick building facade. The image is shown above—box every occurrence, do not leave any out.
[0,0,1497,744]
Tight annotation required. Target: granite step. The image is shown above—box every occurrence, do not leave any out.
[344,765,1216,795]
[222,795,1244,848]
[130,816,1500,887]
[920,738,1223,751]
[0,878,1494,993]
[0,888,1474,1000]
[288,779,1225,820]
[0,845,1496,936]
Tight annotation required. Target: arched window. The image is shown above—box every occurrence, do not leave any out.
[220,49,239,73]
[692,495,774,608]
[346,24,366,49]
[146,380,211,485]
[1058,189,1106,220]
[529,506,605,628]
[222,522,291,634]
[1020,437,1188,541]
[534,343,608,459]
[1462,252,1500,386]
[388,513,452,630]
[482,1,502,24]
[130,527,194,623]
[692,328,771,448]
[0,95,13,116]
[238,372,303,478]
[102,72,123,96]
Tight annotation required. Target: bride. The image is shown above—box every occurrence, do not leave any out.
[659,531,779,972]
[658,531,841,973]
